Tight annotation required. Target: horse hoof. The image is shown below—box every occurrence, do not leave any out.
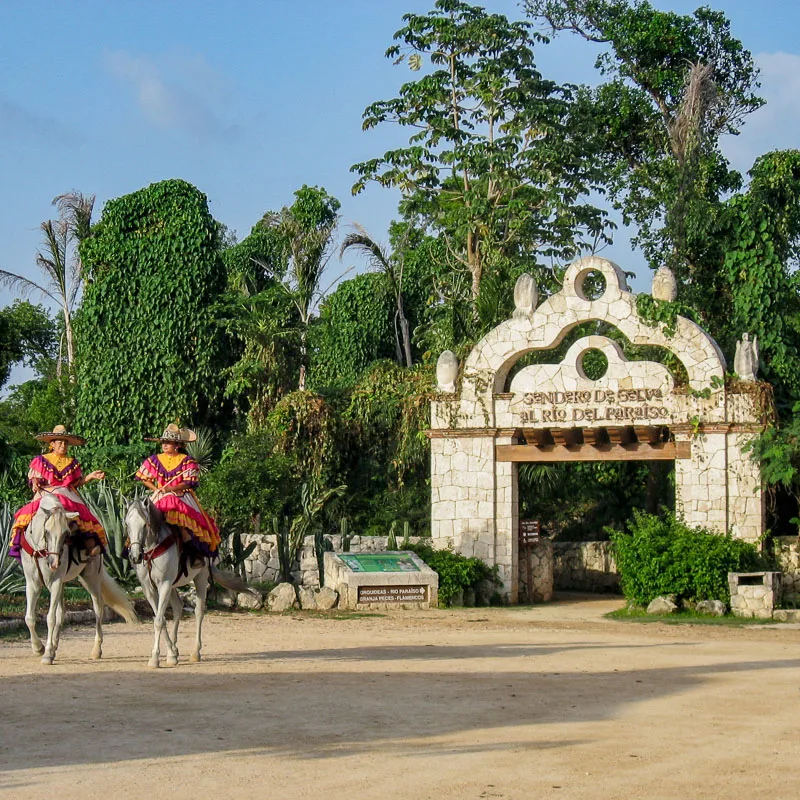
[91,649,102,660]
[166,656,178,667]
[41,656,53,666]
[33,645,45,656]
[190,652,201,663]
[148,658,160,669]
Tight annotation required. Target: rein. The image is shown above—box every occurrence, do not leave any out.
[21,531,64,584]
[140,530,180,564]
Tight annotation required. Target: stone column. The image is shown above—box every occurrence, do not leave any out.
[674,431,727,533]
[726,431,765,542]
[494,435,517,601]
[431,433,497,564]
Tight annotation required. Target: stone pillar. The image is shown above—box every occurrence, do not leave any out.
[726,431,765,542]
[430,433,497,564]
[494,435,517,601]
[518,539,553,602]
[674,431,727,533]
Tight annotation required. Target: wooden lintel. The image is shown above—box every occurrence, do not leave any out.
[526,428,554,447]
[496,441,691,462]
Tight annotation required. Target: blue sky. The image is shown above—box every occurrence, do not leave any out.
[1,0,798,342]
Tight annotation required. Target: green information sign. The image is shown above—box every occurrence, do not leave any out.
[338,553,420,573]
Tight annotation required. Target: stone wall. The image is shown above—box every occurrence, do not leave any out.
[773,537,800,605]
[242,534,423,588]
[518,539,554,602]
[552,541,620,593]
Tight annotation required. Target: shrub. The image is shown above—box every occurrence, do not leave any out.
[608,510,767,606]
[407,541,497,607]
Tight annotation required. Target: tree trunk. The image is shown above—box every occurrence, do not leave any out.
[467,230,482,301]
[63,306,75,382]
[396,294,413,368]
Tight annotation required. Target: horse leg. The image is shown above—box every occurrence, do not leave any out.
[80,568,104,660]
[149,578,173,669]
[24,569,44,656]
[165,589,182,666]
[42,577,64,665]
[190,566,209,663]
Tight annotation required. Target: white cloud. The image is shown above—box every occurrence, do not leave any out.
[724,51,800,174]
[104,50,235,139]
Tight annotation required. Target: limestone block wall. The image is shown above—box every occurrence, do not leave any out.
[242,533,423,588]
[552,541,620,593]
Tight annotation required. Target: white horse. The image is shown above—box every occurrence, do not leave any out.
[125,497,252,668]
[21,491,138,665]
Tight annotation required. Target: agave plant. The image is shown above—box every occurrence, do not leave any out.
[185,426,214,474]
[0,502,25,594]
[82,482,138,587]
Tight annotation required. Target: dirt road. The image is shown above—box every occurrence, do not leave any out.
[1,596,799,800]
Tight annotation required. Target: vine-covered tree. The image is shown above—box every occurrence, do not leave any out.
[75,179,230,444]
[351,0,611,302]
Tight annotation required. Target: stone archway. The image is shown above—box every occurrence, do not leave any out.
[429,256,766,602]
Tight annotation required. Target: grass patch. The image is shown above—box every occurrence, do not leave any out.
[607,607,778,626]
[0,586,96,619]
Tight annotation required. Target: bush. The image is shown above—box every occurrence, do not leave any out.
[609,510,768,606]
[407,542,497,607]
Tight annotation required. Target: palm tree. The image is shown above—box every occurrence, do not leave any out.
[260,186,340,391]
[340,223,413,368]
[0,191,94,378]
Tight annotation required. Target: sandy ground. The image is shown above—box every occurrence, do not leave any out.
[1,595,799,800]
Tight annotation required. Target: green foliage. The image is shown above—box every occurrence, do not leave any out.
[0,503,25,594]
[222,223,288,294]
[407,541,497,607]
[352,0,611,301]
[0,301,56,388]
[608,510,765,605]
[75,179,231,444]
[0,458,29,508]
[309,273,396,390]
[82,483,138,588]
[200,431,294,538]
[221,284,302,428]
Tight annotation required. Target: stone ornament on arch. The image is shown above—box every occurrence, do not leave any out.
[459,256,726,422]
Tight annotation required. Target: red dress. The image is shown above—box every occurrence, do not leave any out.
[135,453,220,558]
[10,454,107,560]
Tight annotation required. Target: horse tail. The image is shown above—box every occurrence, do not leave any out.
[210,566,258,596]
[100,569,139,624]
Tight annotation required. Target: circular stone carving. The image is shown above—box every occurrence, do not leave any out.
[513,273,538,317]
[436,350,459,393]
[577,348,608,380]
[575,269,607,301]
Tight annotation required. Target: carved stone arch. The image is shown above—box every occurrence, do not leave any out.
[430,256,765,603]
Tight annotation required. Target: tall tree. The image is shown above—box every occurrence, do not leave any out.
[0,191,94,377]
[261,186,341,391]
[351,0,610,302]
[0,301,56,389]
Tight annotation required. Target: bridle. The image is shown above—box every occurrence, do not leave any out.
[22,512,68,583]
[128,502,180,578]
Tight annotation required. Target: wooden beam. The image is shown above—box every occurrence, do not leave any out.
[634,425,662,445]
[550,428,582,447]
[584,427,609,447]
[525,428,554,447]
[497,441,691,462]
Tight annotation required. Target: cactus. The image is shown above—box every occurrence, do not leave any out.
[387,520,398,551]
[340,517,353,552]
[401,521,411,549]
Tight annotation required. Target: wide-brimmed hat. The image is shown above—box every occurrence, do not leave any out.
[34,424,87,447]
[144,423,197,444]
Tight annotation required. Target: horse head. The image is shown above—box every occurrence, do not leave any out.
[31,494,78,572]
[125,498,163,565]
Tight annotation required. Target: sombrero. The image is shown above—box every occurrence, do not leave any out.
[34,424,87,447]
[144,423,197,444]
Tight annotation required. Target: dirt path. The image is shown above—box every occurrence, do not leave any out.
[1,596,799,800]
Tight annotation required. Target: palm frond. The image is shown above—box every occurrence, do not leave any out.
[0,269,59,304]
